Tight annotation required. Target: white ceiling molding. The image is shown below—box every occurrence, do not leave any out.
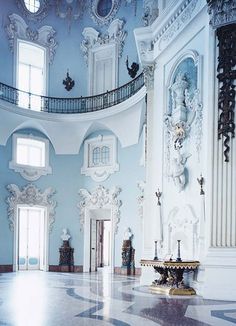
[6,183,56,232]
[78,185,122,234]
[134,0,205,63]
[5,13,57,64]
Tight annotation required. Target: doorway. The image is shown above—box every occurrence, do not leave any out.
[17,206,46,271]
[96,220,111,268]
[84,208,113,272]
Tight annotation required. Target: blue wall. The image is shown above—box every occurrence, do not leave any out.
[0,0,143,97]
[0,128,145,268]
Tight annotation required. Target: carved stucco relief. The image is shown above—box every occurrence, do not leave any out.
[164,52,203,191]
[81,18,126,65]
[6,183,56,232]
[78,185,122,234]
[5,13,57,63]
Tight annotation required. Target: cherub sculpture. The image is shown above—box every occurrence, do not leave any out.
[171,150,191,192]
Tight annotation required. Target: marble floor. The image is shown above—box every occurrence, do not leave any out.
[0,270,236,326]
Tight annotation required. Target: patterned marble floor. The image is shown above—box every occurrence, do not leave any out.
[0,270,235,326]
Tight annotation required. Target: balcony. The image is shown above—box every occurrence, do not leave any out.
[0,73,144,114]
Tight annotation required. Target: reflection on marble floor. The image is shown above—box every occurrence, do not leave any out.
[0,271,236,326]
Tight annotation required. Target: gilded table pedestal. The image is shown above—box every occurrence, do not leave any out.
[140,259,200,295]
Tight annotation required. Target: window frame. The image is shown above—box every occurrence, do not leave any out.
[16,40,47,110]
[81,135,119,182]
[9,133,52,181]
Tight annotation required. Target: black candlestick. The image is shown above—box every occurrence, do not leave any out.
[176,240,182,262]
[154,241,158,260]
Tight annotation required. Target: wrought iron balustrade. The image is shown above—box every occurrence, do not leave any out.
[0,73,144,114]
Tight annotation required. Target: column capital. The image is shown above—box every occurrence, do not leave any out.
[143,62,156,91]
[207,0,236,29]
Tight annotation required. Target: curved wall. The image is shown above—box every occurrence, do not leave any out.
[0,127,145,269]
[0,0,144,97]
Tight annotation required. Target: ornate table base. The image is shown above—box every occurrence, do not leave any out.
[141,259,200,296]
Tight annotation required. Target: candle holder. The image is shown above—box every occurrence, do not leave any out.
[155,189,162,206]
[154,241,158,260]
[176,240,182,262]
[197,174,205,195]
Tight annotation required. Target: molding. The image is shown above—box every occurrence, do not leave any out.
[9,133,52,181]
[207,0,236,29]
[78,185,122,234]
[81,134,119,182]
[16,0,50,22]
[135,0,204,61]
[90,0,121,26]
[5,13,57,64]
[6,183,56,232]
[81,19,127,66]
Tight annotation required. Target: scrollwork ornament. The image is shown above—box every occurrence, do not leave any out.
[78,185,122,233]
[81,19,126,66]
[6,184,56,232]
[5,14,57,64]
[207,0,236,29]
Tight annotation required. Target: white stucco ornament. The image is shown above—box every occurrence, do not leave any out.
[6,183,56,232]
[170,150,191,192]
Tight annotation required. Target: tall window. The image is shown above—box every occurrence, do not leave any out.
[17,41,45,110]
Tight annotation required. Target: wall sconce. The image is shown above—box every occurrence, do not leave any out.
[63,70,75,91]
[126,56,139,78]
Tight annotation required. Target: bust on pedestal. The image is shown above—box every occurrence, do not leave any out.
[121,227,135,275]
[59,228,74,272]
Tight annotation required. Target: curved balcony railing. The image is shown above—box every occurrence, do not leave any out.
[0,73,144,114]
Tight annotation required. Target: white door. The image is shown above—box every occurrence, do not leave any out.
[18,207,45,270]
[94,58,113,94]
[90,219,97,272]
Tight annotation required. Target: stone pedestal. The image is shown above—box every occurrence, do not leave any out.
[121,239,135,275]
[59,240,74,272]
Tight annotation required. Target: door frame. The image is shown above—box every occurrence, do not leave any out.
[14,204,49,272]
[84,208,114,272]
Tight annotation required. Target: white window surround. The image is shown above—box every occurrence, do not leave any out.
[9,133,52,181]
[5,13,57,90]
[17,40,46,110]
[81,134,119,182]
[81,19,126,95]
